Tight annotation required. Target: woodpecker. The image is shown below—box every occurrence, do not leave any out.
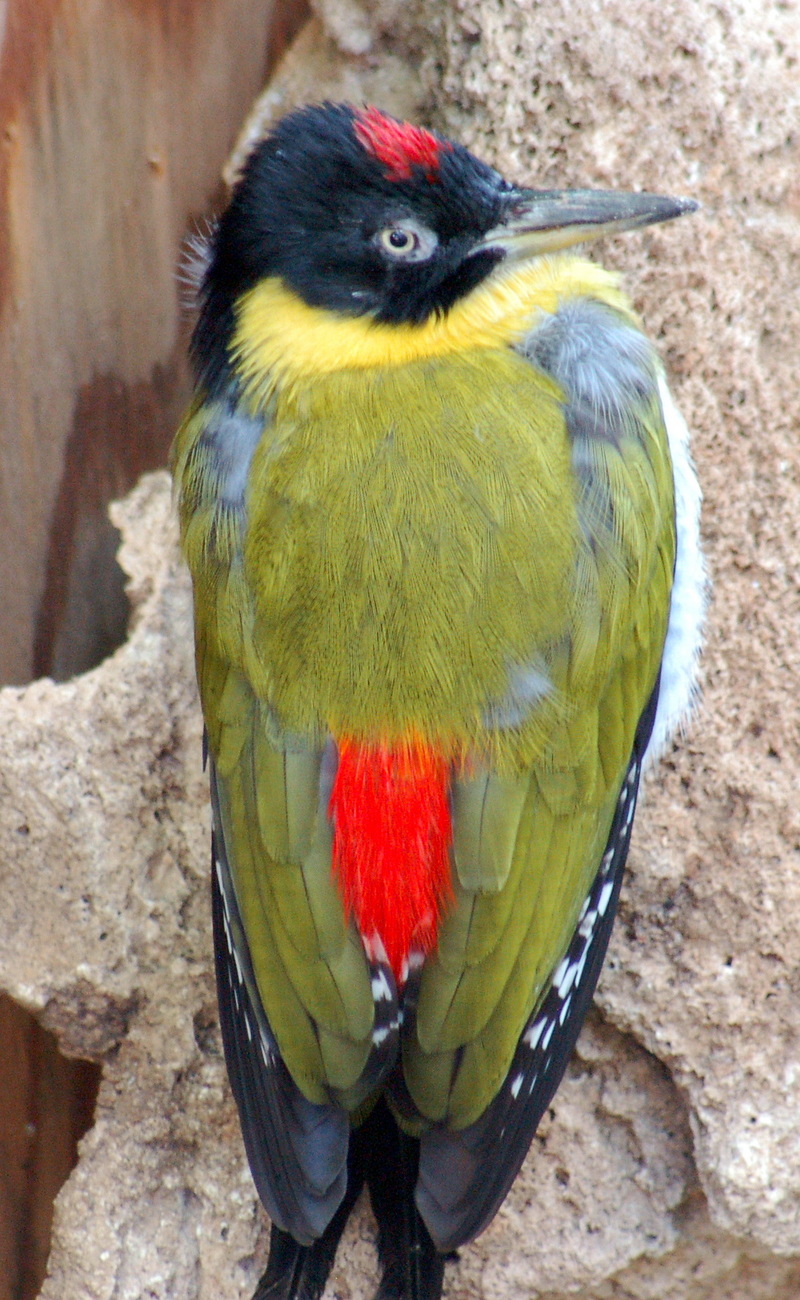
[173,101,704,1300]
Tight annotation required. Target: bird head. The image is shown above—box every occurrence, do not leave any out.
[193,101,695,392]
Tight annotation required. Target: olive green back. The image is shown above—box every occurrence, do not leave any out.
[173,312,674,1128]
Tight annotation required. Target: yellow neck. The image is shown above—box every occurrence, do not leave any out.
[231,255,633,407]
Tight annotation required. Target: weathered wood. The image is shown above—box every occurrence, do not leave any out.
[0,0,306,685]
[0,996,99,1300]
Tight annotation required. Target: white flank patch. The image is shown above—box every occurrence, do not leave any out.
[646,377,708,766]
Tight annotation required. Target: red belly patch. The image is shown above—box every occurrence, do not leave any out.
[329,739,453,984]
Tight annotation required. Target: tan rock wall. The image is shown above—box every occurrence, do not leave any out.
[1,0,799,1296]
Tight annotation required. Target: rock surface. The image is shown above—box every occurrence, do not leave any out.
[1,0,799,1295]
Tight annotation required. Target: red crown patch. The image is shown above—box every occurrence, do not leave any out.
[354,106,450,182]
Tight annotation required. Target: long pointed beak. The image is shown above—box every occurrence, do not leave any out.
[478,188,698,260]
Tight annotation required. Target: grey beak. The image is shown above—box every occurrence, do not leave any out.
[478,188,698,259]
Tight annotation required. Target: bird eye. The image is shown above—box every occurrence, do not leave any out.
[382,227,416,253]
[377,221,438,263]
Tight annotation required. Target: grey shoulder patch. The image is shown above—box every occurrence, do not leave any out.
[197,400,266,510]
[182,396,271,567]
[519,297,658,445]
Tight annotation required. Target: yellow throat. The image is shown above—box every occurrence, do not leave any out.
[231,254,634,404]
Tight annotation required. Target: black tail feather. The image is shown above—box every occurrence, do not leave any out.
[252,1219,344,1300]
[253,1130,370,1300]
[361,1100,445,1300]
[253,1099,446,1300]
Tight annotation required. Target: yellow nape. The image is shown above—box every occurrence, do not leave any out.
[231,256,634,406]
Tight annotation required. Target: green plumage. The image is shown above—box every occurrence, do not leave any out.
[173,280,675,1130]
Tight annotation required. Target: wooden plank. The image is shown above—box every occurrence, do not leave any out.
[0,995,100,1300]
[0,0,307,683]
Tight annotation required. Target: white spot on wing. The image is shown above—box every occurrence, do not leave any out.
[207,408,265,507]
[572,946,590,992]
[579,909,598,938]
[597,880,614,917]
[553,957,570,992]
[525,1019,545,1050]
[557,960,578,1001]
